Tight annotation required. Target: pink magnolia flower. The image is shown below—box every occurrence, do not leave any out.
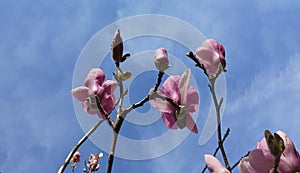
[196,39,226,75]
[150,69,199,134]
[239,131,300,173]
[154,48,170,72]
[88,153,103,172]
[72,68,118,119]
[205,155,230,173]
[70,151,81,164]
[111,28,123,63]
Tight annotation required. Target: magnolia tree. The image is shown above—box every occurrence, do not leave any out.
[58,29,300,173]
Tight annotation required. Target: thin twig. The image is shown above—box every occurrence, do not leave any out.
[209,76,231,170]
[58,119,104,173]
[95,95,115,128]
[186,52,208,76]
[201,128,230,173]
[106,67,125,173]
[230,152,250,171]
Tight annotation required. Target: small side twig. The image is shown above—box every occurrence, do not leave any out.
[186,51,208,76]
[230,152,250,171]
[58,119,104,173]
[95,95,115,128]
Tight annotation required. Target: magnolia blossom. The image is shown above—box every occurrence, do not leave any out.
[239,131,300,173]
[205,155,230,173]
[150,69,199,134]
[72,68,118,119]
[88,153,103,172]
[154,48,170,72]
[196,39,226,75]
[111,28,123,63]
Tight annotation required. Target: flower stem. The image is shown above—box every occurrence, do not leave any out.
[201,128,230,173]
[95,95,115,128]
[58,119,104,173]
[209,76,231,171]
[106,70,165,173]
[106,69,125,173]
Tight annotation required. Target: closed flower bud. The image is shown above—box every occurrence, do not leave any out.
[196,39,226,75]
[154,48,170,72]
[111,29,123,64]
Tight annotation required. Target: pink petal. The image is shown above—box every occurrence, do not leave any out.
[186,85,199,113]
[72,86,93,101]
[98,80,118,115]
[247,149,273,172]
[256,138,275,162]
[161,76,181,104]
[162,112,178,130]
[178,69,191,105]
[276,131,300,171]
[84,68,105,93]
[185,114,198,134]
[196,47,220,75]
[238,156,257,173]
[150,90,173,113]
[100,80,118,96]
[201,39,226,68]
[205,155,230,173]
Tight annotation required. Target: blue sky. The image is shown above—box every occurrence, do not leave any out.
[1,1,300,173]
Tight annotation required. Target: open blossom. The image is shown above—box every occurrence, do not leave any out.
[196,39,226,75]
[150,69,199,134]
[88,153,103,172]
[205,155,230,173]
[239,131,300,173]
[72,68,118,119]
[154,48,170,72]
[111,28,123,64]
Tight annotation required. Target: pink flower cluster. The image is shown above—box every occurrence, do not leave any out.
[88,153,103,172]
[70,151,81,164]
[72,68,118,119]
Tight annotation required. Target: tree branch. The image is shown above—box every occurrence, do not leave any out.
[58,119,104,173]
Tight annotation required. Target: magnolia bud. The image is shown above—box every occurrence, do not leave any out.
[154,48,170,72]
[111,29,123,64]
[196,39,226,75]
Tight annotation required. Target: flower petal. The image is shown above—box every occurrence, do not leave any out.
[98,80,118,115]
[205,155,230,173]
[276,131,300,171]
[150,90,173,113]
[248,149,273,172]
[162,112,178,130]
[161,75,181,104]
[84,68,105,93]
[186,85,199,113]
[196,47,220,75]
[179,69,191,105]
[185,114,198,134]
[72,86,93,101]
